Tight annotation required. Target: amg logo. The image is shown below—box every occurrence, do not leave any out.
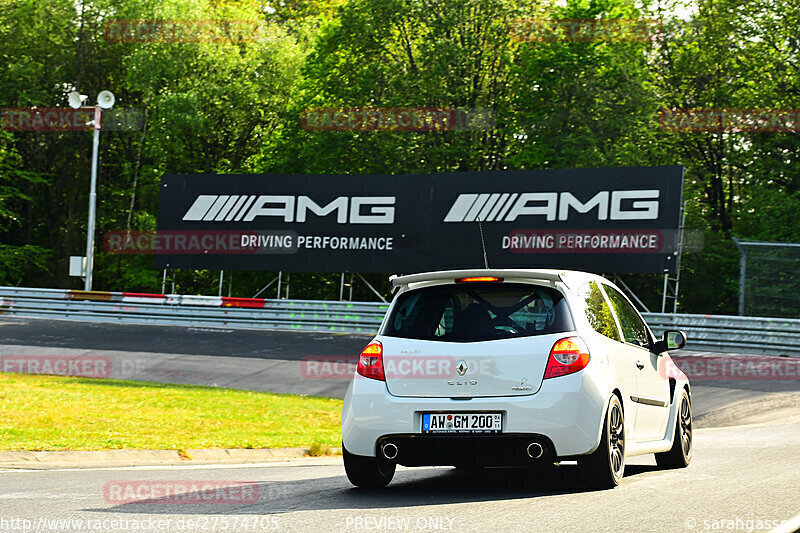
[444,190,660,222]
[182,195,396,224]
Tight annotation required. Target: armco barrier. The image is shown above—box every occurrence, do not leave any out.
[643,313,800,357]
[0,287,798,355]
[0,287,388,334]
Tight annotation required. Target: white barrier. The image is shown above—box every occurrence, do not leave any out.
[1,286,798,354]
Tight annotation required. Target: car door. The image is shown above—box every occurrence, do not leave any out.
[575,281,639,433]
[603,284,670,441]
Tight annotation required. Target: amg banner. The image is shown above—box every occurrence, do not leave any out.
[155,167,684,274]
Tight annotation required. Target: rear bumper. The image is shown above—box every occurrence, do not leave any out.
[375,433,556,467]
[342,370,607,459]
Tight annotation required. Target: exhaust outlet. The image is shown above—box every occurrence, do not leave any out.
[526,442,543,459]
[382,442,398,460]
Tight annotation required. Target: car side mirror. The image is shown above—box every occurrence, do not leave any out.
[652,329,687,354]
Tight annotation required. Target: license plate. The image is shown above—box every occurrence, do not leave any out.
[421,413,502,434]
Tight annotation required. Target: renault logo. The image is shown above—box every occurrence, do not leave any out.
[456,360,468,376]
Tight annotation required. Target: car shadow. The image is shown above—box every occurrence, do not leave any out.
[89,462,662,515]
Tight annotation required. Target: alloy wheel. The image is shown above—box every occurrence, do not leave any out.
[679,395,692,460]
[608,402,625,477]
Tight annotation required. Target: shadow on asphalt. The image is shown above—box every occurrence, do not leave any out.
[92,463,666,515]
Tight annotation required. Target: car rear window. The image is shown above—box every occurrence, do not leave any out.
[383,282,574,342]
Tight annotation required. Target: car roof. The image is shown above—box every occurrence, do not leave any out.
[389,269,606,291]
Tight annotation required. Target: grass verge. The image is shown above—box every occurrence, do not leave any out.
[0,372,342,451]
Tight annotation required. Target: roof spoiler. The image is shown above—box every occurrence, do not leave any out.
[389,270,564,291]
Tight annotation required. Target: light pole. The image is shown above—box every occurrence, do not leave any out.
[69,90,115,290]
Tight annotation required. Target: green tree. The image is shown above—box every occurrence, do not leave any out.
[261,0,539,175]
[0,0,306,293]
[509,0,665,169]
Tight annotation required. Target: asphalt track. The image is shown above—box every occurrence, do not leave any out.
[0,317,371,397]
[2,317,799,418]
[0,318,372,360]
[0,423,798,533]
[1,317,799,533]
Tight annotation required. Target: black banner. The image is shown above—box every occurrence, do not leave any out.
[155,167,684,274]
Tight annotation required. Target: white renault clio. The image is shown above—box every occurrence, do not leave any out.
[342,269,692,489]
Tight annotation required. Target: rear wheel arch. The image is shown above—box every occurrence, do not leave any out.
[610,388,628,440]
[589,388,624,455]
[656,387,692,469]
[611,388,623,410]
[343,444,396,488]
[580,393,626,488]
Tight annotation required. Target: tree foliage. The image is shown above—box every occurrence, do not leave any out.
[0,0,797,314]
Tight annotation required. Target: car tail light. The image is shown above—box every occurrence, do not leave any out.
[455,276,503,283]
[543,337,590,379]
[357,341,385,381]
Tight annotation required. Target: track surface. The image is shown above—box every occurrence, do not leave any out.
[1,317,799,532]
[0,318,371,360]
[1,422,799,533]
[2,317,798,416]
[0,318,371,397]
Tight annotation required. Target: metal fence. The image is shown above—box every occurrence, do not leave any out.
[1,286,798,355]
[0,286,388,334]
[644,313,800,357]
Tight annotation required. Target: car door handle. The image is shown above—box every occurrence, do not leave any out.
[636,361,645,369]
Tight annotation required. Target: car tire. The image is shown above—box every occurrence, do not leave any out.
[655,389,692,469]
[580,395,625,489]
[343,445,395,488]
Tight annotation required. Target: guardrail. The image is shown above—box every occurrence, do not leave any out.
[0,287,388,334]
[1,287,798,355]
[643,313,800,357]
